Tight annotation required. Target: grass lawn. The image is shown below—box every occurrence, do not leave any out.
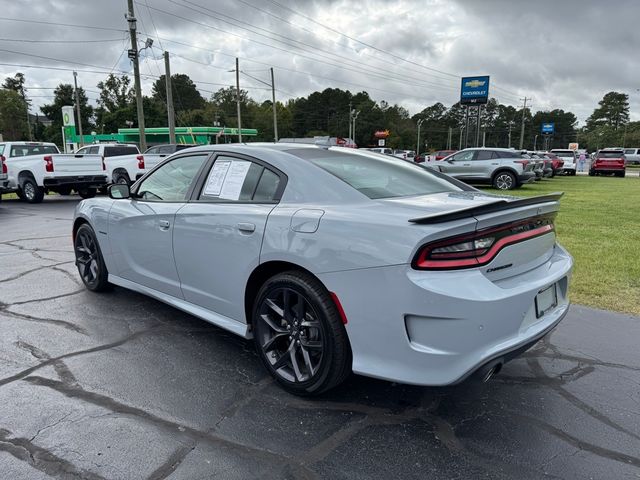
[482,176,640,316]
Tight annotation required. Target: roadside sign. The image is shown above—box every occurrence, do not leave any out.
[568,143,579,151]
[541,122,555,134]
[61,106,75,126]
[378,139,385,146]
[127,49,137,60]
[460,76,490,105]
[374,130,390,138]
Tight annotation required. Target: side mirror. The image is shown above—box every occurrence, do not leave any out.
[108,183,130,199]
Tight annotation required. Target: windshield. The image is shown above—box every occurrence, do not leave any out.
[598,151,624,158]
[288,148,461,199]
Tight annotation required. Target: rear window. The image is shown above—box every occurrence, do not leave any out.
[10,144,59,157]
[624,149,636,155]
[552,150,575,157]
[288,149,461,199]
[104,146,139,157]
[598,151,624,158]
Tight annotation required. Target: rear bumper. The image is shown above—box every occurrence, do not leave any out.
[318,243,573,386]
[44,175,107,188]
[0,179,8,191]
[593,167,625,172]
[518,172,536,183]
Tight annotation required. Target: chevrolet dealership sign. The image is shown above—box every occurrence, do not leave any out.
[460,76,490,105]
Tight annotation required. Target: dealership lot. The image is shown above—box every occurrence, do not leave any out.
[1,197,639,479]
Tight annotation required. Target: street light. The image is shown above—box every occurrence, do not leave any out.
[416,118,425,156]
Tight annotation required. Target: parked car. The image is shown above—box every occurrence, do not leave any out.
[550,149,577,175]
[0,149,8,202]
[76,143,140,185]
[98,143,199,186]
[438,148,536,190]
[622,148,640,165]
[0,141,107,203]
[73,144,572,395]
[433,149,457,160]
[589,149,626,177]
[540,152,564,176]
[521,152,544,180]
[367,147,394,156]
[392,149,416,161]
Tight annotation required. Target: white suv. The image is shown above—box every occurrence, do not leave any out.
[550,149,577,175]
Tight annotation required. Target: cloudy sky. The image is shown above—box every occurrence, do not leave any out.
[1,0,639,125]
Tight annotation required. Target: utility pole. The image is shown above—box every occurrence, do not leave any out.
[73,71,83,146]
[163,51,176,144]
[508,122,513,148]
[416,118,425,156]
[458,127,463,150]
[519,97,529,150]
[447,127,452,150]
[270,67,278,142]
[127,0,146,151]
[482,130,486,147]
[352,110,360,147]
[348,101,352,143]
[235,58,242,142]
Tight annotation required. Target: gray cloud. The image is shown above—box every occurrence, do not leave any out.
[0,0,637,125]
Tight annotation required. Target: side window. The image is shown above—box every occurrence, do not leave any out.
[158,145,174,154]
[145,146,159,154]
[200,156,281,203]
[136,154,208,202]
[624,149,634,155]
[452,151,474,161]
[88,146,99,154]
[475,150,495,160]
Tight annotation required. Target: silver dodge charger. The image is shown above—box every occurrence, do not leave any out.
[73,144,573,395]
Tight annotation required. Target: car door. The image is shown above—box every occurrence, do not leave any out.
[108,152,211,297]
[472,149,499,178]
[173,153,286,322]
[439,150,475,178]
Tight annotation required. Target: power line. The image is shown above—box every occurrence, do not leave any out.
[0,37,126,44]
[0,17,126,32]
[140,2,460,94]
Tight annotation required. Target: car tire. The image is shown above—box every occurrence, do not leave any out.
[20,177,45,203]
[618,171,626,178]
[113,172,131,186]
[78,188,97,199]
[588,170,595,176]
[493,171,517,190]
[74,223,110,292]
[252,271,352,396]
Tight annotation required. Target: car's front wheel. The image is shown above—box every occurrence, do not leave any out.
[78,188,97,199]
[252,271,351,396]
[74,223,110,292]
[21,177,45,203]
[493,171,516,190]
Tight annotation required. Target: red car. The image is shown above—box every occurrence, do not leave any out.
[434,150,457,161]
[590,150,626,177]
[542,153,564,176]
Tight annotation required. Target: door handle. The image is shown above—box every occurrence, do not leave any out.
[159,220,170,230]
[463,163,471,166]
[237,222,256,233]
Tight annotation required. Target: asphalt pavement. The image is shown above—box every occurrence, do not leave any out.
[1,196,639,480]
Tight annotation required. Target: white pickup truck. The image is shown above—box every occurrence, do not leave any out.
[99,143,195,185]
[0,141,108,203]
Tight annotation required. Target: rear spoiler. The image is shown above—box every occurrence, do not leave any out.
[408,192,564,225]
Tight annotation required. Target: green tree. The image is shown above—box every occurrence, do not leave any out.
[586,92,629,131]
[0,89,29,140]
[40,84,94,146]
[95,74,135,133]
[152,74,205,113]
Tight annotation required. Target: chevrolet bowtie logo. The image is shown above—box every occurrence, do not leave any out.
[465,80,486,88]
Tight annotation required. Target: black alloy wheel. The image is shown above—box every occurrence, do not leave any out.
[74,224,110,291]
[253,271,351,395]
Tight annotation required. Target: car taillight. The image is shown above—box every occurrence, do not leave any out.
[44,155,54,172]
[413,215,556,270]
[137,155,145,169]
[515,160,529,167]
[1,155,6,174]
